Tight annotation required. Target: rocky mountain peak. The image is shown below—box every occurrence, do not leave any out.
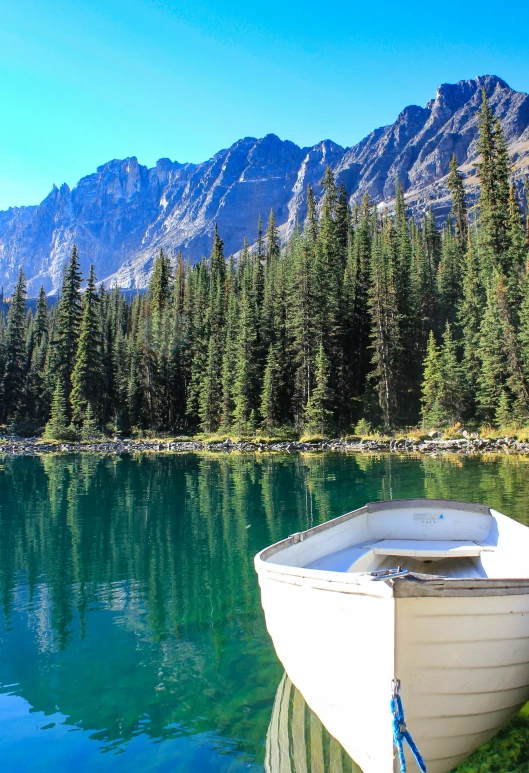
[425,75,507,112]
[1,75,528,295]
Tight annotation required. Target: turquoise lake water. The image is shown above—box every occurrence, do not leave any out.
[1,452,529,772]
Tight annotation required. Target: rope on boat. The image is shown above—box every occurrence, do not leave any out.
[391,679,427,773]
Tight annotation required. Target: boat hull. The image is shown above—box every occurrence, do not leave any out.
[259,570,396,772]
[258,570,529,773]
[395,593,529,772]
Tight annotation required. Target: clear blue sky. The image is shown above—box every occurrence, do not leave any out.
[1,0,528,211]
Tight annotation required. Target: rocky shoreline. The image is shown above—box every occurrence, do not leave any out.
[1,435,529,457]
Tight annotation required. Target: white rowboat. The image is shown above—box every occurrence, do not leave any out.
[254,499,529,772]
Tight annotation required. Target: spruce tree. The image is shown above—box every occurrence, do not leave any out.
[447,154,467,252]
[127,335,143,429]
[81,404,101,441]
[255,214,265,266]
[421,332,444,428]
[149,248,172,328]
[268,250,293,426]
[439,323,465,425]
[54,246,82,408]
[525,180,529,251]
[304,342,332,436]
[260,345,281,433]
[437,223,463,329]
[305,185,319,244]
[475,89,511,276]
[507,184,528,309]
[519,268,529,387]
[2,270,28,422]
[137,308,159,429]
[112,324,131,433]
[477,281,509,422]
[261,217,280,362]
[495,389,512,429]
[99,285,117,427]
[289,229,317,425]
[423,208,442,273]
[343,194,372,405]
[186,259,210,424]
[166,309,188,432]
[369,229,402,428]
[335,181,351,260]
[198,226,226,432]
[317,167,342,349]
[394,180,421,414]
[394,180,412,315]
[253,216,265,300]
[149,309,173,430]
[34,286,49,346]
[44,381,74,440]
[411,219,436,350]
[220,255,238,428]
[172,252,186,318]
[265,210,280,268]
[232,245,258,433]
[26,286,51,428]
[458,230,484,409]
[252,216,265,374]
[70,266,103,424]
[0,312,6,416]
[421,324,464,428]
[494,270,529,416]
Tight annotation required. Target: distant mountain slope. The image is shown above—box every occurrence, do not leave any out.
[1,74,528,295]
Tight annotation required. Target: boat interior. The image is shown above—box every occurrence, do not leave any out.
[262,499,529,580]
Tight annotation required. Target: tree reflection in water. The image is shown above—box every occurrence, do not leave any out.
[1,453,529,771]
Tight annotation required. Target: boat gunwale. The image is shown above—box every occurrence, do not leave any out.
[393,578,529,597]
[255,498,529,597]
[259,564,529,597]
[255,498,490,565]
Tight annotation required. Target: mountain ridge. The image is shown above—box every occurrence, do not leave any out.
[1,74,528,295]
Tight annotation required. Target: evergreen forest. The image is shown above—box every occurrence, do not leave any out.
[1,90,529,440]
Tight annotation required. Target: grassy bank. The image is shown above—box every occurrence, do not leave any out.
[4,423,529,446]
[192,424,529,445]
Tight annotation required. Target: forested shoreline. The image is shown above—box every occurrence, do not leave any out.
[1,90,529,441]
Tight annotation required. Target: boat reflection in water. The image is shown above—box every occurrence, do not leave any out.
[266,674,363,773]
[266,673,529,773]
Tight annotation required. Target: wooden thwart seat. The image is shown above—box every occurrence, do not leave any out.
[364,539,483,558]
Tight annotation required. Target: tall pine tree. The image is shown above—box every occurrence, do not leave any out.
[70,266,103,424]
[447,154,468,252]
[53,246,82,410]
[475,89,511,276]
[1,270,27,423]
[199,225,226,432]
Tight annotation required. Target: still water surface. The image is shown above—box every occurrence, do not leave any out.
[1,453,529,772]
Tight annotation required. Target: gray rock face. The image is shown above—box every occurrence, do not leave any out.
[1,75,528,295]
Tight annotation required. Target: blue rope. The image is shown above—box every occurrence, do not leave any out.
[391,679,427,773]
